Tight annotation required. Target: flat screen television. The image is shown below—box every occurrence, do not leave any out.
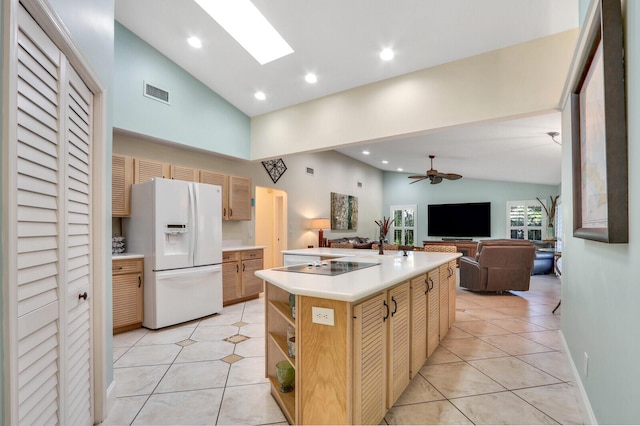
[428,202,491,238]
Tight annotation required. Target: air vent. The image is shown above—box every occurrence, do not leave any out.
[306,167,314,176]
[143,81,170,105]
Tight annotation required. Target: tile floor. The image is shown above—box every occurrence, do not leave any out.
[105,273,584,425]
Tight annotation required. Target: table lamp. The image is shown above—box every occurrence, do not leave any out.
[310,218,330,247]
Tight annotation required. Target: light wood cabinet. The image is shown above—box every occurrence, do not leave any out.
[222,249,263,306]
[134,158,170,184]
[353,293,387,425]
[447,260,457,328]
[426,268,440,357]
[410,273,428,379]
[264,261,458,425]
[439,263,450,340]
[170,164,198,181]
[112,154,133,217]
[112,258,143,334]
[200,171,252,220]
[385,281,411,408]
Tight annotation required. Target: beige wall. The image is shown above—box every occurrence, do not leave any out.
[251,30,578,160]
[113,130,384,249]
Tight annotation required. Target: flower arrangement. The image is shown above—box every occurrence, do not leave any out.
[374,217,394,254]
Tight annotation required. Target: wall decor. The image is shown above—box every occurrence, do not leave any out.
[570,0,627,243]
[262,158,287,184]
[331,192,358,230]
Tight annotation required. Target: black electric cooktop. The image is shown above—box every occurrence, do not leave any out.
[275,260,379,276]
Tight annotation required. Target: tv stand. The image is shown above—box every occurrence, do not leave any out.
[423,240,478,264]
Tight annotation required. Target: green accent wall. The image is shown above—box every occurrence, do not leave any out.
[114,22,250,159]
[383,172,559,243]
[560,1,640,423]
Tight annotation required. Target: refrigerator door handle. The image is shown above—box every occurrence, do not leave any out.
[189,183,197,266]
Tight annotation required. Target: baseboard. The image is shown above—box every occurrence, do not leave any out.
[105,380,117,422]
[558,330,598,425]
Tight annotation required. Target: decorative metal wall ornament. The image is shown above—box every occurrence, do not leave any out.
[261,158,287,184]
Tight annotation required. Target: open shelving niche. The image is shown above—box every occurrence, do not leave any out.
[266,283,297,424]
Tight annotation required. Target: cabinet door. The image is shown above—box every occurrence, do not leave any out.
[200,169,229,219]
[353,293,387,425]
[410,274,428,379]
[112,154,133,217]
[171,164,198,181]
[439,264,449,340]
[134,158,170,183]
[228,175,251,220]
[113,273,143,329]
[387,281,411,408]
[448,260,457,328]
[222,261,241,304]
[241,258,264,297]
[426,269,440,357]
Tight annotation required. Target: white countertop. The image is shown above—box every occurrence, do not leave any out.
[112,253,144,260]
[256,248,460,303]
[222,245,266,252]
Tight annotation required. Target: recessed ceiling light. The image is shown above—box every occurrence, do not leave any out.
[254,91,266,100]
[397,168,403,172]
[187,36,202,48]
[305,73,318,84]
[382,160,389,164]
[194,0,294,65]
[380,48,394,61]
[362,150,370,155]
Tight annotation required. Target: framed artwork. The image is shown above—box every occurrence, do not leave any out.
[330,192,358,230]
[570,0,627,243]
[261,159,287,184]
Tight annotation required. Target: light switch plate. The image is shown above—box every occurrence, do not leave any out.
[312,307,334,326]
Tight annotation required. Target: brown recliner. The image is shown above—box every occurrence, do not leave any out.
[459,239,536,292]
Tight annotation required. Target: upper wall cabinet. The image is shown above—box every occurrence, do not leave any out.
[200,170,252,221]
[228,176,251,221]
[112,154,133,217]
[170,164,198,182]
[134,158,170,184]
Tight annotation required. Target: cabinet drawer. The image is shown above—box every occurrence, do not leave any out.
[241,249,263,260]
[112,259,143,275]
[222,251,240,262]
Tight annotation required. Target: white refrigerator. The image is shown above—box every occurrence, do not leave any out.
[124,178,223,329]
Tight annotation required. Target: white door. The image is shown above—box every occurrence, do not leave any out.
[192,182,222,266]
[10,4,94,424]
[153,178,192,270]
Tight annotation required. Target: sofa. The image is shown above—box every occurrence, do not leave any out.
[328,236,373,249]
[530,240,555,275]
[459,239,536,292]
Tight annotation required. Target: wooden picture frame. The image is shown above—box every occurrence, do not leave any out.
[570,0,627,243]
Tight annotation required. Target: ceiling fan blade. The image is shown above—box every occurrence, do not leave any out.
[443,173,462,180]
[430,176,443,184]
[408,175,428,179]
[409,177,428,184]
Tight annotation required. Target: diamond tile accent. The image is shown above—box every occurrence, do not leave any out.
[176,339,197,347]
[224,334,249,344]
[221,354,244,364]
[232,321,249,327]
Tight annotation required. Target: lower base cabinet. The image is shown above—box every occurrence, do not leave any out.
[222,249,264,306]
[266,264,456,425]
[112,258,143,334]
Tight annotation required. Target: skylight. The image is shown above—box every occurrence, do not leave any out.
[193,0,294,65]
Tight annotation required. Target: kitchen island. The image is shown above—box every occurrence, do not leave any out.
[256,248,460,425]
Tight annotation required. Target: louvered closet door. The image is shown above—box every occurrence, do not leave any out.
[14,4,93,424]
[63,64,93,426]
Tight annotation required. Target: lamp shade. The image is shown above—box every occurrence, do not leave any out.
[310,218,330,230]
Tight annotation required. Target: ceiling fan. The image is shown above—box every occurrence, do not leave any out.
[408,155,463,184]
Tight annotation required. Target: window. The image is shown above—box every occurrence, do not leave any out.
[506,200,546,240]
[390,205,416,245]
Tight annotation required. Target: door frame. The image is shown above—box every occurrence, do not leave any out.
[2,0,109,423]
